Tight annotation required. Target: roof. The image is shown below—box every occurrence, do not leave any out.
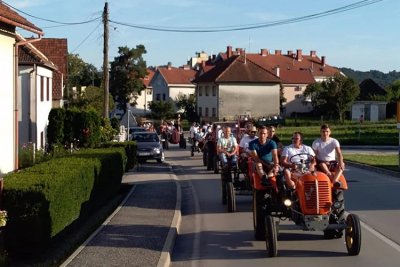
[193,55,281,84]
[358,78,386,100]
[142,69,155,87]
[246,52,339,77]
[27,38,68,100]
[279,69,316,84]
[0,2,43,35]
[158,66,197,85]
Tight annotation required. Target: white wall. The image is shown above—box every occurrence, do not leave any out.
[218,83,280,120]
[0,33,16,174]
[35,67,53,148]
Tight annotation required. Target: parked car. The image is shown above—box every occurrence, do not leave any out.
[131,132,165,163]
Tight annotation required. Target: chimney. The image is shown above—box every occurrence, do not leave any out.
[167,62,172,70]
[275,50,281,55]
[296,49,303,61]
[287,50,293,56]
[201,61,206,68]
[276,66,280,77]
[260,49,268,56]
[227,46,233,58]
[183,64,190,70]
[321,56,326,66]
[310,50,316,57]
[236,48,243,55]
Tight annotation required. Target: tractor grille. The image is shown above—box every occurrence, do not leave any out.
[303,180,331,213]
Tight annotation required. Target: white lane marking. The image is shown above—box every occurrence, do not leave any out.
[360,220,400,252]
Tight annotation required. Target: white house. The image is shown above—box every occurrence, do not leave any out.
[150,64,196,110]
[18,34,57,149]
[0,3,43,174]
[129,68,154,115]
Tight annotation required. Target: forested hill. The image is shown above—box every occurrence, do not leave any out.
[339,68,400,87]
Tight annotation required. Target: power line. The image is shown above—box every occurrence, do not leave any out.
[109,0,383,33]
[71,21,103,53]
[3,1,102,25]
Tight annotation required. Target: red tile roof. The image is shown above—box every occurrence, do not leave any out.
[193,55,281,84]
[158,66,197,85]
[279,69,315,84]
[27,38,68,100]
[0,2,43,35]
[142,69,155,87]
[245,51,339,77]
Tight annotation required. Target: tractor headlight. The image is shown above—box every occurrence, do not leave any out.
[283,199,292,207]
[332,201,342,209]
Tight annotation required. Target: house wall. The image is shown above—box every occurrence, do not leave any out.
[35,67,53,148]
[218,83,280,121]
[169,85,195,102]
[351,102,387,121]
[18,66,35,146]
[151,72,169,102]
[197,83,219,121]
[0,32,16,174]
[130,88,152,115]
[282,84,313,116]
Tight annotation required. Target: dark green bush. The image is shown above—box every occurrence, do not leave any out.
[3,147,126,257]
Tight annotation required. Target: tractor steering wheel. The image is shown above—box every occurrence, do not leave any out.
[289,153,315,165]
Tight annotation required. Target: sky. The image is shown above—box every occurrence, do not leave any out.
[8,0,400,73]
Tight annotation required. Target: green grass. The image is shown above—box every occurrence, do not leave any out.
[343,153,400,172]
[275,122,398,146]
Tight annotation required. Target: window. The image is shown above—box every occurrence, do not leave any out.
[146,89,152,95]
[198,86,203,96]
[40,131,44,148]
[294,86,302,92]
[212,108,216,117]
[46,77,50,101]
[205,107,209,117]
[212,86,216,96]
[198,107,202,116]
[205,86,209,96]
[162,93,166,101]
[156,94,160,101]
[40,76,44,101]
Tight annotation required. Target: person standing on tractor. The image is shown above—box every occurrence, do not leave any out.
[248,126,280,186]
[281,132,316,190]
[312,124,345,186]
[217,127,239,170]
[267,126,283,157]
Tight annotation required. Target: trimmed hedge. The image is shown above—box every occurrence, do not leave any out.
[3,147,126,257]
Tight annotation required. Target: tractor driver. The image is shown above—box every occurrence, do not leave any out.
[217,127,239,170]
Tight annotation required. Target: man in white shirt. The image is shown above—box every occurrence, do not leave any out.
[281,132,316,189]
[312,124,345,186]
[217,127,238,170]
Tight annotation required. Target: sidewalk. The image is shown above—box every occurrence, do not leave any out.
[61,164,181,267]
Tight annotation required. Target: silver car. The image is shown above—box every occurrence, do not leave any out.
[132,132,165,163]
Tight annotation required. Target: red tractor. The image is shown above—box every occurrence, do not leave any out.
[249,153,361,257]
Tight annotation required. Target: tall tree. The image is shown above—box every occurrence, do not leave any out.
[148,100,175,121]
[67,54,101,99]
[109,45,147,112]
[175,93,198,122]
[303,74,359,121]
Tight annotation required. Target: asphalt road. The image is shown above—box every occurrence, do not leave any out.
[167,144,400,267]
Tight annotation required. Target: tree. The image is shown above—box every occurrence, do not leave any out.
[67,85,114,116]
[385,79,400,103]
[109,45,147,112]
[67,54,101,100]
[175,93,198,122]
[303,74,359,121]
[148,100,175,121]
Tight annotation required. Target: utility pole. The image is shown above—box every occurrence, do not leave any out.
[102,2,109,118]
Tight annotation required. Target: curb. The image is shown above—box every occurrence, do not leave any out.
[60,184,138,267]
[157,165,182,267]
